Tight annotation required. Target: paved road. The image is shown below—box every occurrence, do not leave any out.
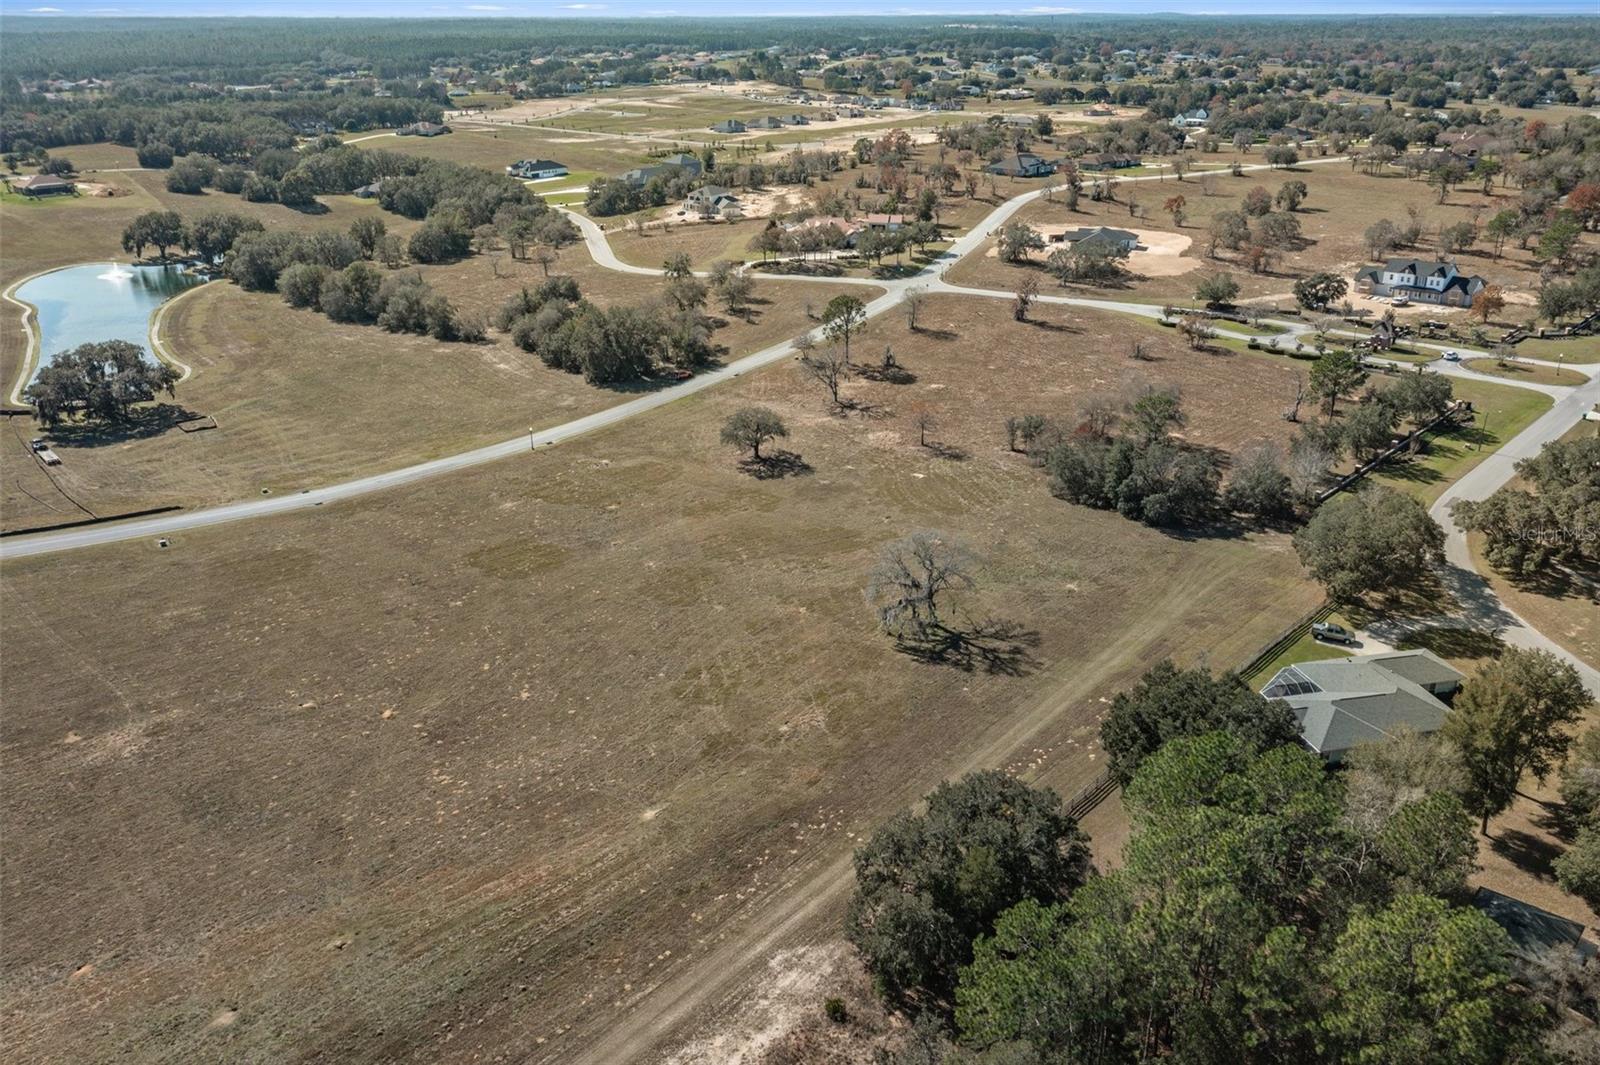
[0,155,1351,560]
[1426,369,1600,695]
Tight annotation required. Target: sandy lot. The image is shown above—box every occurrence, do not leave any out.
[987,224,1198,277]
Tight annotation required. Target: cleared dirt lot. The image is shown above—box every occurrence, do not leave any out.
[0,295,1322,1064]
[2,246,876,531]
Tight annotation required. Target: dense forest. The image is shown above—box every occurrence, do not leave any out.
[1,14,1596,83]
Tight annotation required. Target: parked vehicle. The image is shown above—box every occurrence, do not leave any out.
[1311,621,1357,645]
[1442,349,1460,361]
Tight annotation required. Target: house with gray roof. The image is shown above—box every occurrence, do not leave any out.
[1051,226,1140,253]
[986,152,1054,178]
[1260,649,1464,764]
[1354,258,1489,308]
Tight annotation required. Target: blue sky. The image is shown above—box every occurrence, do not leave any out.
[3,1,1596,16]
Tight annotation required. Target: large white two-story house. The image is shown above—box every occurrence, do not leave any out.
[1354,258,1490,308]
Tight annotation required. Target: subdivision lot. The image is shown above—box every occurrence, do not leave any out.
[0,294,1322,1064]
[1368,373,1553,505]
[1,246,876,531]
[945,162,1592,312]
[1466,420,1600,672]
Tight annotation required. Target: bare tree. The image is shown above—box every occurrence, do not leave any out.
[864,530,977,640]
[1287,434,1334,499]
[1284,371,1307,423]
[908,402,937,446]
[1076,392,1121,438]
[1013,274,1039,321]
[1130,338,1150,360]
[902,287,926,332]
[798,343,850,408]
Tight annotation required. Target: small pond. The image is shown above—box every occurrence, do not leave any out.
[15,262,204,384]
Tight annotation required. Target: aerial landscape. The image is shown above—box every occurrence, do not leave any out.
[2,4,1600,1062]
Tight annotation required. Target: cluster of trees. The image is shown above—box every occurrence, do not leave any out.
[1006,388,1272,530]
[585,169,696,218]
[1557,727,1600,908]
[280,261,481,343]
[24,339,179,427]
[1207,184,1306,273]
[750,217,942,268]
[847,644,1596,1064]
[493,271,715,386]
[1453,434,1600,579]
[1293,484,1445,603]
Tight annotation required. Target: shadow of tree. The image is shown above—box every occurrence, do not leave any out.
[737,450,812,480]
[1395,625,1506,662]
[856,364,918,385]
[908,327,958,342]
[894,615,1042,676]
[45,402,201,448]
[924,441,970,461]
[1488,827,1564,879]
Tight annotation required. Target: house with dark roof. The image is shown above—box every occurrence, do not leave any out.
[709,119,746,134]
[1260,649,1464,764]
[12,173,74,197]
[1080,152,1142,171]
[1052,226,1139,253]
[621,153,703,188]
[352,181,384,199]
[506,159,569,180]
[1471,888,1595,962]
[986,152,1054,178]
[1354,259,1490,308]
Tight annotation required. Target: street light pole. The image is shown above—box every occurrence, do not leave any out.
[529,426,535,451]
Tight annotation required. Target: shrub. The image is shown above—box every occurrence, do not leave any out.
[278,262,331,309]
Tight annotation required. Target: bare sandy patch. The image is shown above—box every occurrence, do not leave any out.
[662,943,849,1065]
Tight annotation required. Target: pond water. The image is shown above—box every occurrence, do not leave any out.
[16,262,204,383]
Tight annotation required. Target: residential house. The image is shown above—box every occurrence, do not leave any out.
[748,116,787,130]
[1080,152,1142,171]
[860,213,907,232]
[398,121,451,137]
[1260,649,1465,764]
[709,119,746,134]
[1170,108,1210,129]
[784,215,863,246]
[783,113,811,125]
[352,181,384,199]
[506,159,569,180]
[12,174,74,197]
[1052,226,1139,253]
[684,185,740,217]
[1354,259,1490,308]
[986,152,1054,178]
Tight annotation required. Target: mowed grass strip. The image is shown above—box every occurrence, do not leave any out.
[0,294,1322,1064]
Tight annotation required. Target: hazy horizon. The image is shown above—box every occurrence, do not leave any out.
[3,2,1597,19]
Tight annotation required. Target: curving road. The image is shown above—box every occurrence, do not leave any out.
[4,148,1597,1061]
[2,155,1361,560]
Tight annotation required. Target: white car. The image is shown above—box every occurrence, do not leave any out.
[1441,349,1460,362]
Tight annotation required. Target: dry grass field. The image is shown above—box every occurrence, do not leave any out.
[0,294,1324,1064]
[1,242,877,531]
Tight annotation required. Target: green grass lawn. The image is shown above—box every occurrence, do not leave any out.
[1243,612,1359,683]
[1369,375,1553,504]
[1506,333,1600,365]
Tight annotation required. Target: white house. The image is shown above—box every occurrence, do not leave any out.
[1170,108,1210,129]
[506,159,569,180]
[1355,259,1490,308]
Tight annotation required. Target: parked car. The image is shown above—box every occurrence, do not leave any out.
[1311,621,1357,645]
[1441,349,1460,361]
